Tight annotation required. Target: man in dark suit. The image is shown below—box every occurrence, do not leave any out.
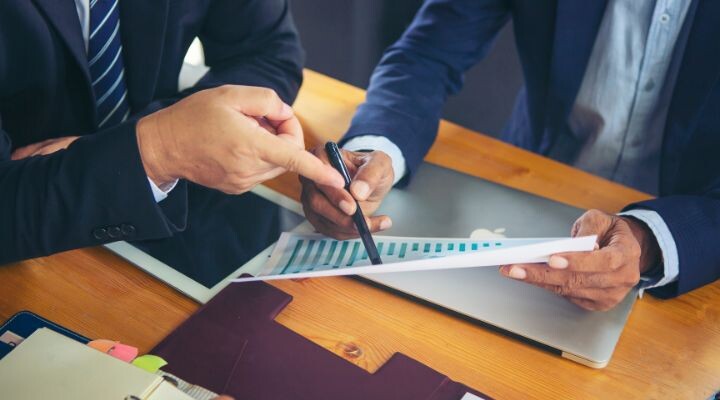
[0,0,344,265]
[301,0,720,310]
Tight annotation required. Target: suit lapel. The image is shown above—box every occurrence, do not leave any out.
[32,0,94,110]
[543,0,608,151]
[119,0,169,112]
[661,0,720,188]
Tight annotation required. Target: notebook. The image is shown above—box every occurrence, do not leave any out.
[0,328,193,400]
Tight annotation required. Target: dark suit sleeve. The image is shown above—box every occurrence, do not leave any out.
[139,0,304,118]
[340,0,510,180]
[196,0,304,103]
[624,190,720,298]
[0,120,184,265]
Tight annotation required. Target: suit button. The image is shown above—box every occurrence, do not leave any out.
[107,226,122,239]
[92,228,108,240]
[121,224,136,237]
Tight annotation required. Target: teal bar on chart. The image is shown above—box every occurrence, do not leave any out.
[346,242,360,266]
[281,239,304,274]
[333,241,350,268]
[311,240,326,268]
[388,242,396,256]
[323,241,338,265]
[298,239,316,267]
[399,243,408,258]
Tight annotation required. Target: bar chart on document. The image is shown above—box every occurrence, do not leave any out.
[232,233,596,282]
[260,233,553,276]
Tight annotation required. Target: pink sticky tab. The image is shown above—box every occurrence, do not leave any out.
[88,339,118,354]
[108,343,139,363]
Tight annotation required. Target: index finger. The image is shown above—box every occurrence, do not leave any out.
[259,132,345,188]
[548,246,625,273]
[501,263,619,289]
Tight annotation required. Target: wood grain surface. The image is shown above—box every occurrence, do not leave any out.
[0,70,717,399]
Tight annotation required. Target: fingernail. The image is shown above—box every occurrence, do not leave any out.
[281,103,293,116]
[379,218,392,230]
[338,200,355,215]
[352,181,370,200]
[548,256,569,269]
[508,266,526,280]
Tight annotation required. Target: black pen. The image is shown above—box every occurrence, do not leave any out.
[324,141,383,265]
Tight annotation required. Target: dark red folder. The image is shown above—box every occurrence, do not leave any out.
[152,278,492,400]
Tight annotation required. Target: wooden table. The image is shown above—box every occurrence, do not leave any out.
[1,70,718,399]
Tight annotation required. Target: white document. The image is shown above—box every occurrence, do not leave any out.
[231,233,597,283]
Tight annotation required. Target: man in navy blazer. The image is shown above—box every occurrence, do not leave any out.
[301,0,720,310]
[0,0,345,265]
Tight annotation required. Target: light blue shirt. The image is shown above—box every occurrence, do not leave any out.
[569,0,691,196]
[567,0,691,290]
[354,0,690,290]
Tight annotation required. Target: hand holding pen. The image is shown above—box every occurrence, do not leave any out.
[299,142,394,243]
[323,142,383,264]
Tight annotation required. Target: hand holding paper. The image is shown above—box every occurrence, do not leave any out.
[232,233,597,283]
[500,209,659,311]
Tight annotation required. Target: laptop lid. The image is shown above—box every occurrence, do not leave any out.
[363,163,635,368]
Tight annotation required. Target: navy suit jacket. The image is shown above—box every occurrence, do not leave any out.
[0,0,303,264]
[343,0,720,299]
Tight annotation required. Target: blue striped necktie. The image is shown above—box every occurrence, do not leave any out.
[88,0,130,128]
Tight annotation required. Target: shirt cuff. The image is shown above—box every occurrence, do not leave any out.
[147,177,178,202]
[343,136,408,185]
[619,209,679,295]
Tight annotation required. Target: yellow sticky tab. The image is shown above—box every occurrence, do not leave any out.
[131,354,168,373]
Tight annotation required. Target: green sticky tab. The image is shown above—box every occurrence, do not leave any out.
[132,354,168,373]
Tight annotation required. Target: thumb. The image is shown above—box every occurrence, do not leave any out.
[571,210,613,249]
[349,153,393,201]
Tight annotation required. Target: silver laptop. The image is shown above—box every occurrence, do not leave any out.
[107,163,635,368]
[362,163,635,368]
